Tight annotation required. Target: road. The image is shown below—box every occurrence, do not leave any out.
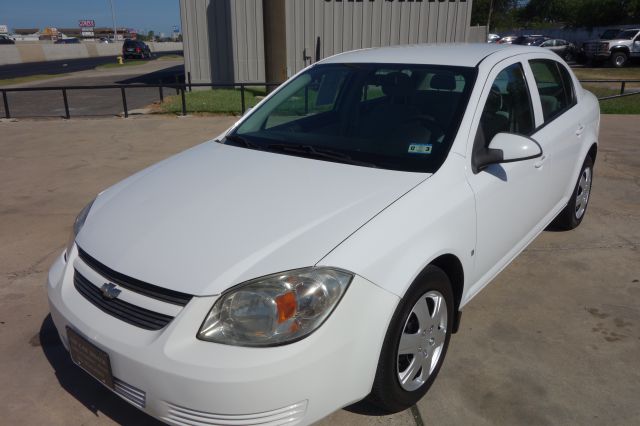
[1,59,185,118]
[0,51,183,79]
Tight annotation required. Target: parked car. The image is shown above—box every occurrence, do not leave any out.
[539,38,576,61]
[487,33,501,43]
[0,34,15,44]
[48,44,599,426]
[582,28,640,67]
[513,34,546,45]
[98,37,111,44]
[122,39,152,59]
[55,38,81,44]
[497,35,518,44]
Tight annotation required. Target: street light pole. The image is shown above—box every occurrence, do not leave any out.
[108,0,117,41]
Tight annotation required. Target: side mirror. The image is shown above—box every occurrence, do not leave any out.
[475,133,542,172]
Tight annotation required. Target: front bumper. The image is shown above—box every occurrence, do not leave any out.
[47,249,399,425]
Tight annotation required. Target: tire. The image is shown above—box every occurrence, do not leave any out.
[563,51,574,62]
[362,265,454,413]
[611,51,628,68]
[552,155,594,230]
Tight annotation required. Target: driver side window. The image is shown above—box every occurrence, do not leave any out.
[479,62,534,146]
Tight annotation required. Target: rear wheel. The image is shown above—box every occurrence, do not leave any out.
[362,266,453,413]
[552,155,594,230]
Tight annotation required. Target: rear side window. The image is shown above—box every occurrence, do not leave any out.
[529,59,576,122]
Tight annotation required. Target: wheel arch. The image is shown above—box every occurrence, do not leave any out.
[428,254,465,334]
[610,46,630,55]
[588,143,598,163]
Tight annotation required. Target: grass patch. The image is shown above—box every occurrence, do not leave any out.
[574,67,640,114]
[0,74,62,86]
[157,54,183,61]
[573,67,640,81]
[582,84,640,114]
[161,87,266,115]
[95,59,148,70]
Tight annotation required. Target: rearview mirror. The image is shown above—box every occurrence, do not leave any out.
[475,133,542,172]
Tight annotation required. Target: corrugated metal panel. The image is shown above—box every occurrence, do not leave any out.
[182,0,475,83]
[284,0,474,75]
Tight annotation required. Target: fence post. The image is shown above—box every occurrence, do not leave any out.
[120,87,129,118]
[620,81,626,95]
[181,87,187,116]
[188,72,192,92]
[2,90,9,119]
[62,89,70,119]
[240,84,246,114]
[159,86,164,103]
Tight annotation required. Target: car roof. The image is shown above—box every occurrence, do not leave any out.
[320,43,539,68]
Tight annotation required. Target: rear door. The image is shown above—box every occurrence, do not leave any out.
[526,58,583,207]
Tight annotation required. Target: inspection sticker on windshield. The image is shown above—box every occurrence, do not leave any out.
[408,144,432,154]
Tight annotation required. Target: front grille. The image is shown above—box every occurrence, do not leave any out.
[74,270,174,330]
[163,400,308,426]
[77,247,192,306]
[114,377,146,409]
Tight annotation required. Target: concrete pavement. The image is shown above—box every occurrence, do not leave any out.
[0,115,638,425]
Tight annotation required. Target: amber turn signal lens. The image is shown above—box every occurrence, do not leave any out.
[275,292,297,323]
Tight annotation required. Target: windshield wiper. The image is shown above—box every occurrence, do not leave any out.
[267,143,377,168]
[223,134,265,151]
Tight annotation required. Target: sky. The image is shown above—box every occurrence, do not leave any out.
[0,0,180,36]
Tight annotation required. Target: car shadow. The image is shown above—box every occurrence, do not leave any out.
[38,315,165,426]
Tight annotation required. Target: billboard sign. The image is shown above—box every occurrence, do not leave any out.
[79,20,95,28]
[0,25,8,34]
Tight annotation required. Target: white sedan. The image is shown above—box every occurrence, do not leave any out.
[47,44,599,425]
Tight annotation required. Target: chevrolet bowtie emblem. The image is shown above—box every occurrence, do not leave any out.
[100,282,122,300]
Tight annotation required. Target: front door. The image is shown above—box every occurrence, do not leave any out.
[464,57,553,300]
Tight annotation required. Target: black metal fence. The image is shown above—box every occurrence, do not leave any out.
[0,82,281,119]
[0,79,638,120]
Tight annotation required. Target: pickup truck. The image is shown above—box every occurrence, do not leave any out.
[582,28,640,67]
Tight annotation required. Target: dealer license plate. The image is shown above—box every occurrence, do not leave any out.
[67,327,114,389]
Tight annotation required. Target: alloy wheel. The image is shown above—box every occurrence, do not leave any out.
[575,166,592,219]
[396,290,448,392]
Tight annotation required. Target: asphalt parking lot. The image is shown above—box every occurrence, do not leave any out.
[0,115,638,425]
[1,59,184,118]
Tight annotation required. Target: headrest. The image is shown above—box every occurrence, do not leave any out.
[431,73,456,91]
[381,72,414,97]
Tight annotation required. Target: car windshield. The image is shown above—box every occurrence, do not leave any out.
[616,30,638,40]
[600,29,620,39]
[231,63,476,173]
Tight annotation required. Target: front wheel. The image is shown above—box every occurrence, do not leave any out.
[611,52,628,68]
[552,155,594,230]
[361,266,453,413]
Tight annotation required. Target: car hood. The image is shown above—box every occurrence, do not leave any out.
[77,142,428,296]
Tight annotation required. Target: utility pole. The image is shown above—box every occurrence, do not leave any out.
[487,0,494,32]
[108,0,117,41]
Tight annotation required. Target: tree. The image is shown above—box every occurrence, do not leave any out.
[471,0,521,31]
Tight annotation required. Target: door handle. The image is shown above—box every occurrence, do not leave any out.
[576,124,585,136]
[534,154,547,169]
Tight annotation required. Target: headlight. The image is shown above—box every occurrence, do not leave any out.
[65,199,95,260]
[198,267,353,347]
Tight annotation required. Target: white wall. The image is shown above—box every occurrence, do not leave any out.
[0,42,183,66]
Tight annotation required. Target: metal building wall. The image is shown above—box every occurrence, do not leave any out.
[179,0,265,84]
[284,0,474,76]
